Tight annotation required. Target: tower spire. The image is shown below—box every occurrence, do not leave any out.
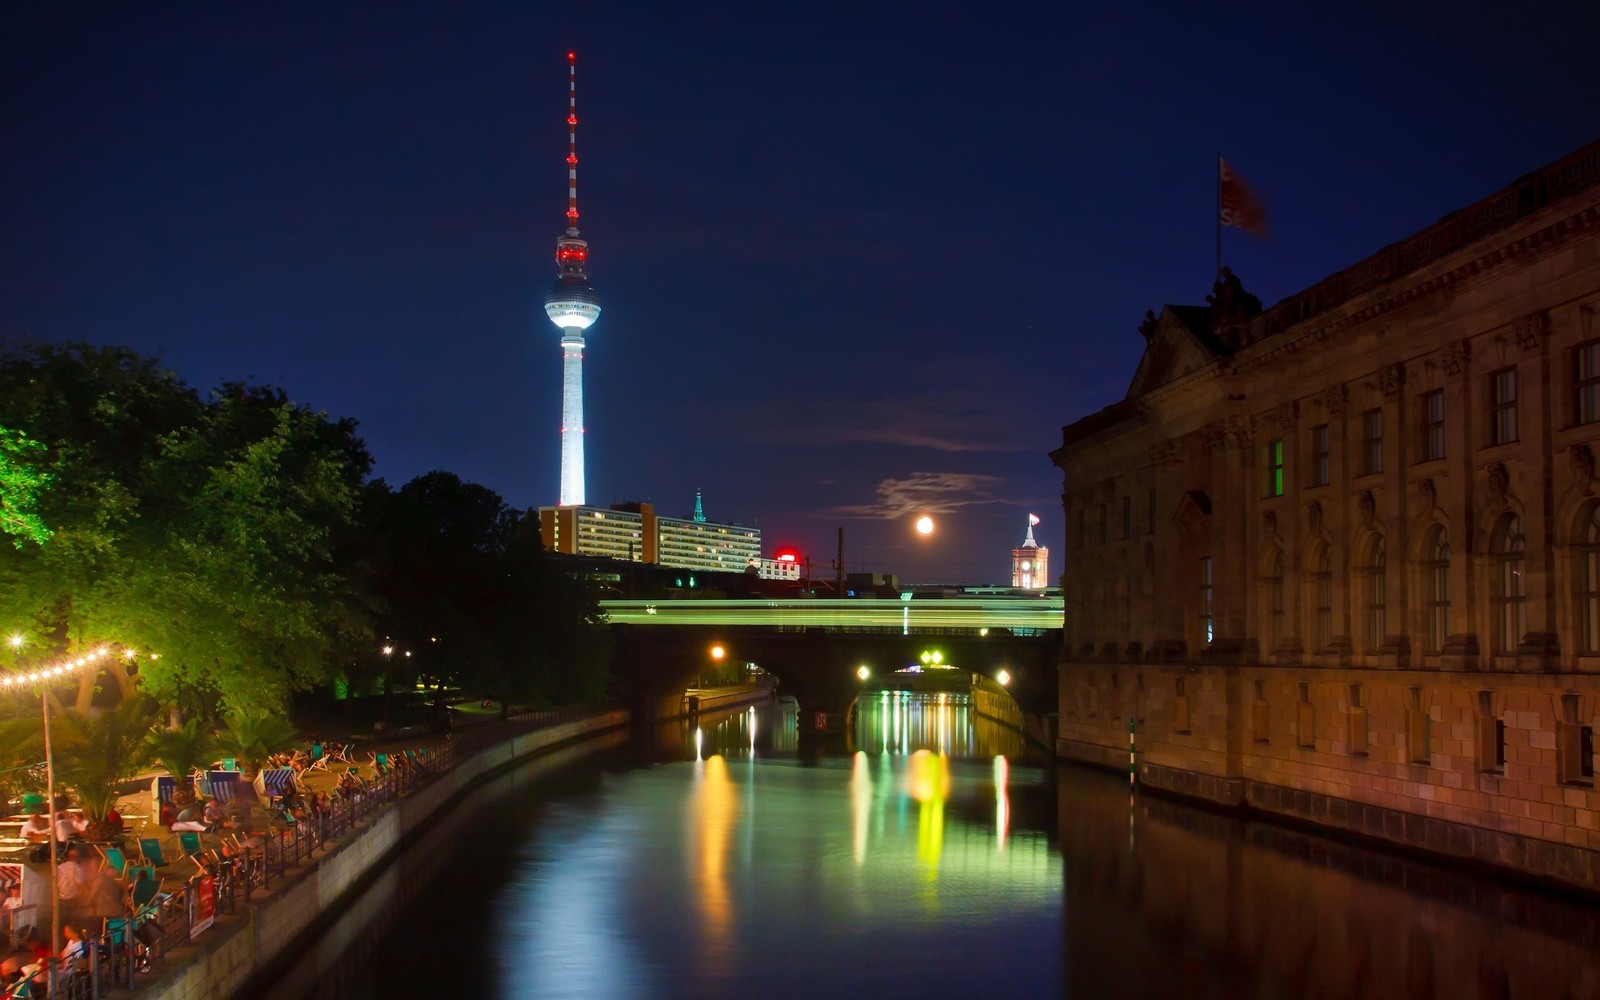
[544,51,602,507]
[565,50,579,235]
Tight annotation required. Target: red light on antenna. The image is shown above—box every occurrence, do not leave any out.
[567,51,576,60]
[567,114,577,125]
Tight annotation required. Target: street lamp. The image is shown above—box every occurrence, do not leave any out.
[856,665,870,682]
[8,634,22,649]
[996,669,1012,687]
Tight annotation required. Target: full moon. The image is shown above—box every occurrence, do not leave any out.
[915,515,935,536]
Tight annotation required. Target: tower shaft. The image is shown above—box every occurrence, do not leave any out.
[560,334,585,506]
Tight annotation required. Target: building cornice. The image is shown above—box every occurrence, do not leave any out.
[1225,203,1600,378]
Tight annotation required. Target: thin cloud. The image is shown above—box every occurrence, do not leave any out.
[751,392,1035,454]
[827,472,1010,520]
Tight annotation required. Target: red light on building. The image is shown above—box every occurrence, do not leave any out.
[775,549,799,563]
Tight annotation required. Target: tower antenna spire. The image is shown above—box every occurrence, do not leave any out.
[565,50,580,235]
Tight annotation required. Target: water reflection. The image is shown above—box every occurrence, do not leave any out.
[851,691,1024,758]
[1062,764,1600,999]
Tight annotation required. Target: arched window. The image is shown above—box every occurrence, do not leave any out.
[1581,505,1600,654]
[1365,536,1386,652]
[1313,545,1333,651]
[1423,526,1450,654]
[1267,550,1285,653]
[1492,514,1526,654]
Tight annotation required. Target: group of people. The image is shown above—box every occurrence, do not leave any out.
[1,923,90,996]
[157,793,246,835]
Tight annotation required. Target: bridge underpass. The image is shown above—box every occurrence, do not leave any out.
[600,597,1064,737]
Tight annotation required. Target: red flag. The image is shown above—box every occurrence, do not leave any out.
[1219,158,1269,236]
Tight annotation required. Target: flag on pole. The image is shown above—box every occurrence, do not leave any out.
[1028,513,1041,527]
[1219,158,1268,236]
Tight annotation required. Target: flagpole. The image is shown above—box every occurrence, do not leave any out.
[1215,153,1222,281]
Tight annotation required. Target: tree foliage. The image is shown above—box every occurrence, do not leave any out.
[0,343,373,715]
[0,341,611,720]
[0,426,52,547]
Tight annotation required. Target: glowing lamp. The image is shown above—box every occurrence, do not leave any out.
[856,665,870,681]
[997,669,1012,687]
[710,645,726,661]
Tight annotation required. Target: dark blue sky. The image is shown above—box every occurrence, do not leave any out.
[4,3,1598,582]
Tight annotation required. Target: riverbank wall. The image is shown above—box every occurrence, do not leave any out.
[138,710,628,1000]
[1057,661,1600,895]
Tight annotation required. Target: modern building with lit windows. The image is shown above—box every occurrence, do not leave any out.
[538,498,760,575]
[1050,137,1600,892]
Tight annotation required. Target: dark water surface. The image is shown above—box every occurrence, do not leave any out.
[264,695,1600,999]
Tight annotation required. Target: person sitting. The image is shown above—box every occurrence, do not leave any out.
[17,812,49,845]
[158,801,177,829]
[171,802,208,833]
[202,797,226,827]
[59,924,84,963]
[103,807,124,836]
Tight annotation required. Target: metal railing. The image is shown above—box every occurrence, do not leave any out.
[25,707,609,999]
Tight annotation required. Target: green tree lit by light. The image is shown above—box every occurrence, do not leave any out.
[0,425,52,547]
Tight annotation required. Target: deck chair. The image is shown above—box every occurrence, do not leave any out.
[138,837,168,868]
[98,844,129,878]
[178,832,203,860]
[129,870,162,911]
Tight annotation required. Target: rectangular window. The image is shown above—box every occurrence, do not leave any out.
[1121,496,1132,539]
[1361,408,1383,475]
[1297,682,1315,749]
[1490,367,1518,445]
[1075,509,1085,549]
[1477,694,1504,774]
[1560,723,1595,785]
[1097,504,1108,546]
[1421,389,1445,462]
[1407,691,1431,765]
[1252,679,1269,744]
[1267,438,1284,497]
[1200,557,1214,645]
[1348,684,1368,755]
[1310,424,1330,487]
[1174,678,1191,734]
[1578,341,1600,425]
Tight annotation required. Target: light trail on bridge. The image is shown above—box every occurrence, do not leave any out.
[597,597,1064,632]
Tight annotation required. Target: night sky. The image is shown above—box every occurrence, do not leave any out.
[4,3,1598,583]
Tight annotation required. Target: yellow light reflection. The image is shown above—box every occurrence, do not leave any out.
[994,755,1010,852]
[908,749,949,878]
[690,754,737,959]
[851,751,872,865]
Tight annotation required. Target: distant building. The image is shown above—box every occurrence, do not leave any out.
[749,555,802,581]
[1011,514,1050,590]
[539,496,761,575]
[1049,137,1600,893]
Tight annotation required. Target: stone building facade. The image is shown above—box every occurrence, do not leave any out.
[1051,138,1600,890]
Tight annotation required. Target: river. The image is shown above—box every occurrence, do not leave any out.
[256,693,1600,999]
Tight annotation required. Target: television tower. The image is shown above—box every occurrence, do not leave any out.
[544,51,601,506]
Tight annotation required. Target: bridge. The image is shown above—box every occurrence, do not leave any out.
[599,595,1064,731]
[599,596,1063,632]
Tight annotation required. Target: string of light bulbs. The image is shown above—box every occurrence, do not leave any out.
[0,645,150,689]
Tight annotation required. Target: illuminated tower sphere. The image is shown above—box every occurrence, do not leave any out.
[544,51,601,507]
[1012,513,1050,591]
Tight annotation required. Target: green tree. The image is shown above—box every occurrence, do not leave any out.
[0,344,376,716]
[0,426,52,547]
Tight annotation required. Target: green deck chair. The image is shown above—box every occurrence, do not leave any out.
[99,844,129,877]
[178,831,203,859]
[138,837,168,868]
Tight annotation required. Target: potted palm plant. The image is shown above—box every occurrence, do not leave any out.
[216,712,300,778]
[145,717,217,808]
[50,698,158,841]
